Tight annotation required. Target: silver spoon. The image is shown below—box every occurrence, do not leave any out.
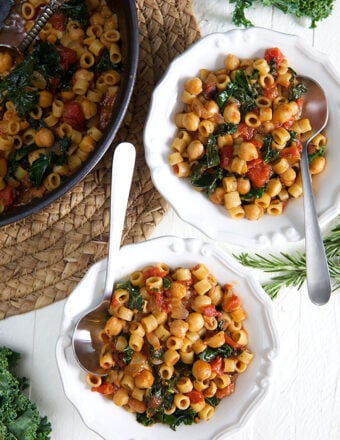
[298,75,331,305]
[0,0,66,60]
[72,142,136,375]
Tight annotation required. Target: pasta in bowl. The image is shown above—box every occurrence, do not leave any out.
[0,0,138,225]
[56,236,279,440]
[144,28,340,248]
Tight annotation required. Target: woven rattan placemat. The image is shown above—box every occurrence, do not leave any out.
[0,0,201,319]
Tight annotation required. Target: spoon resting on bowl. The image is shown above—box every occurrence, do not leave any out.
[0,0,66,61]
[298,75,331,305]
[72,142,136,375]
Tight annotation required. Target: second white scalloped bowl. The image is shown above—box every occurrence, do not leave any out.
[144,28,340,248]
[56,236,279,440]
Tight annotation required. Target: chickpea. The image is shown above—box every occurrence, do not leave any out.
[174,112,200,132]
[89,11,105,26]
[186,312,204,332]
[280,167,296,187]
[237,142,258,161]
[272,103,294,125]
[184,77,203,95]
[35,128,55,148]
[187,140,204,161]
[192,359,212,381]
[209,187,225,205]
[134,369,154,389]
[224,53,240,72]
[38,90,53,108]
[223,104,241,124]
[237,177,251,195]
[170,281,187,299]
[309,155,326,175]
[204,100,219,116]
[204,330,225,348]
[74,68,95,82]
[169,319,189,338]
[68,22,85,41]
[113,388,129,406]
[0,52,14,73]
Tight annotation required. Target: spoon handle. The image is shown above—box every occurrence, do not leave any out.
[18,0,66,54]
[300,142,331,305]
[103,142,136,300]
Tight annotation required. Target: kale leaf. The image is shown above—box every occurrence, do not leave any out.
[136,376,196,430]
[116,282,145,312]
[0,56,38,118]
[229,0,335,28]
[96,50,121,74]
[29,153,53,187]
[308,145,326,163]
[0,347,52,440]
[58,0,89,25]
[198,343,234,361]
[260,134,279,163]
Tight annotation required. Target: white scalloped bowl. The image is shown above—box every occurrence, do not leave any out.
[56,236,279,440]
[144,28,340,248]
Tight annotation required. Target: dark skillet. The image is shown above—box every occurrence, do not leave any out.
[0,0,139,226]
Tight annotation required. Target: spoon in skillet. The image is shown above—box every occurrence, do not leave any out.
[0,0,66,61]
[72,142,136,375]
[298,75,331,305]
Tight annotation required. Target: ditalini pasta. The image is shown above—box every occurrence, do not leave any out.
[168,47,327,220]
[0,0,122,213]
[86,263,253,430]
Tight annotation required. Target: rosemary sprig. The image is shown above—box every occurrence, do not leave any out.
[235,217,340,299]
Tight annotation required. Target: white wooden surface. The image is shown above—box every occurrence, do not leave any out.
[1,2,340,439]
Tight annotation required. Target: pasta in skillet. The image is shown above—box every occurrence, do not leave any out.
[86,263,253,430]
[168,47,327,220]
[0,0,122,213]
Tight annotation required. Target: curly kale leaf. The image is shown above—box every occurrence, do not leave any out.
[0,347,52,440]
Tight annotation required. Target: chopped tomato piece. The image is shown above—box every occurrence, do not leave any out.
[250,138,262,149]
[151,291,171,313]
[237,122,255,141]
[99,92,116,130]
[224,333,241,349]
[110,296,120,308]
[264,47,285,67]
[148,396,162,409]
[201,304,220,317]
[219,144,234,169]
[91,383,117,395]
[246,159,271,188]
[129,398,146,414]
[215,382,235,399]
[296,97,304,110]
[202,81,217,100]
[0,186,15,207]
[279,144,301,165]
[261,86,278,100]
[49,13,67,30]
[281,117,295,130]
[57,46,78,70]
[222,294,241,312]
[62,101,85,131]
[143,266,167,278]
[210,357,224,376]
[186,390,204,403]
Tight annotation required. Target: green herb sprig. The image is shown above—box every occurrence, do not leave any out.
[235,217,340,299]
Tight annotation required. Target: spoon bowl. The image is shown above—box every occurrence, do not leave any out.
[298,75,331,305]
[72,142,136,375]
